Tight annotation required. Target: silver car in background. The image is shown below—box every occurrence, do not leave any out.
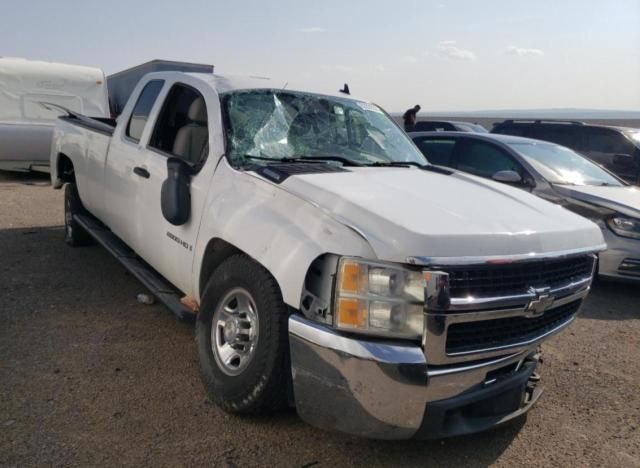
[410,131,640,281]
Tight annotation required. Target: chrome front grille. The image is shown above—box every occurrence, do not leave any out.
[423,254,596,365]
[446,255,594,299]
[445,299,581,355]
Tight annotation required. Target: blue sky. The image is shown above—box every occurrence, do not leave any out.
[2,0,639,111]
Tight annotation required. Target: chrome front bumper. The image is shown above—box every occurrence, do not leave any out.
[289,253,596,439]
[289,315,543,440]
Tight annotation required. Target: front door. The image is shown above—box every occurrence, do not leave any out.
[133,80,221,296]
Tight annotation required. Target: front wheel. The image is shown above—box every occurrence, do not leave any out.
[195,254,290,414]
[64,183,93,247]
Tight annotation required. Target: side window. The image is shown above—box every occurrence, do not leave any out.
[149,84,208,165]
[126,80,164,142]
[457,140,522,177]
[414,138,456,166]
[584,128,635,154]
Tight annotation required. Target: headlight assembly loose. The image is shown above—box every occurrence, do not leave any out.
[334,257,425,339]
[607,216,640,240]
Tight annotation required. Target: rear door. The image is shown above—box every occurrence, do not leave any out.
[133,79,221,294]
[101,79,165,248]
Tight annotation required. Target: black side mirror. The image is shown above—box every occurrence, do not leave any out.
[161,158,192,226]
[613,153,634,167]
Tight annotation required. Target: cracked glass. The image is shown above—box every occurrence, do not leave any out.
[221,89,427,166]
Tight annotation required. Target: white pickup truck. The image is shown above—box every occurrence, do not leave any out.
[50,71,605,440]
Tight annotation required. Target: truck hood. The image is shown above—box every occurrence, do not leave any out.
[281,167,605,262]
[552,184,640,219]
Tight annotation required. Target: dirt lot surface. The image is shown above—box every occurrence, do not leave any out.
[1,171,639,467]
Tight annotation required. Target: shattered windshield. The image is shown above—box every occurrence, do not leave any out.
[221,89,427,166]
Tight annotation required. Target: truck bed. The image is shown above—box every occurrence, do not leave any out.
[59,113,116,136]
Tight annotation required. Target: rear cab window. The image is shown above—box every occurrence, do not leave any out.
[126,80,164,142]
[148,83,209,167]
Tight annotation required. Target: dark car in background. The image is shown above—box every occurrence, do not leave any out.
[413,120,488,133]
[409,131,640,282]
[491,120,640,185]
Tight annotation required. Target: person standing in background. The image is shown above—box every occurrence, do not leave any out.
[402,104,421,131]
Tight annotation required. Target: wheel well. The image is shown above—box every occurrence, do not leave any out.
[199,238,243,297]
[57,154,75,184]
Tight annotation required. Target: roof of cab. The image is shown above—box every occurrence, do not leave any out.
[144,71,369,102]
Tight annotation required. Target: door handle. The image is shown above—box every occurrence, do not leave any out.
[133,166,150,179]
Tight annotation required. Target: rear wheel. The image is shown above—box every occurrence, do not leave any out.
[195,254,289,414]
[64,183,93,247]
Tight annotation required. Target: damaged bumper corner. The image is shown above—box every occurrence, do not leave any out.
[288,314,543,440]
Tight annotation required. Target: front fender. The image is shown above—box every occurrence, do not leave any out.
[192,163,376,308]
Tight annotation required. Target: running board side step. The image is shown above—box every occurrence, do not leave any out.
[74,214,195,321]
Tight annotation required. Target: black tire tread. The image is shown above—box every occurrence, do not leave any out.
[64,183,93,247]
[196,254,289,414]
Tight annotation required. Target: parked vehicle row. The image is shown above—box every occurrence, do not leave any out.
[48,71,605,439]
[410,132,640,282]
[492,119,640,185]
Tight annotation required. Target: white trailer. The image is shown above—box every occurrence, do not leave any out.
[0,57,109,172]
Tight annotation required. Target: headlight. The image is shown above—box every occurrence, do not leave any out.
[607,216,640,239]
[334,258,425,339]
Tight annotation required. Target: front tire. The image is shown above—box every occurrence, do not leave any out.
[195,254,290,414]
[64,183,93,247]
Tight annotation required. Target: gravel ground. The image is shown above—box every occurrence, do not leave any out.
[1,171,639,467]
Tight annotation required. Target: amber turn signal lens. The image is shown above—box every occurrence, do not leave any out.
[336,297,367,328]
[339,261,361,293]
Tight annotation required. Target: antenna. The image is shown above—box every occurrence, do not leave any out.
[339,83,350,95]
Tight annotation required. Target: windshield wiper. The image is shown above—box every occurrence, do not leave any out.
[242,155,279,162]
[366,161,427,168]
[243,154,363,167]
[285,155,363,167]
[551,181,578,186]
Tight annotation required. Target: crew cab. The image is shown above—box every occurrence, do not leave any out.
[49,71,605,440]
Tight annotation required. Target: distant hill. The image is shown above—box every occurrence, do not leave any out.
[391,108,640,120]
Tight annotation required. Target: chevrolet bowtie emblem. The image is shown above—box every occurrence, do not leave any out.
[525,287,554,317]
